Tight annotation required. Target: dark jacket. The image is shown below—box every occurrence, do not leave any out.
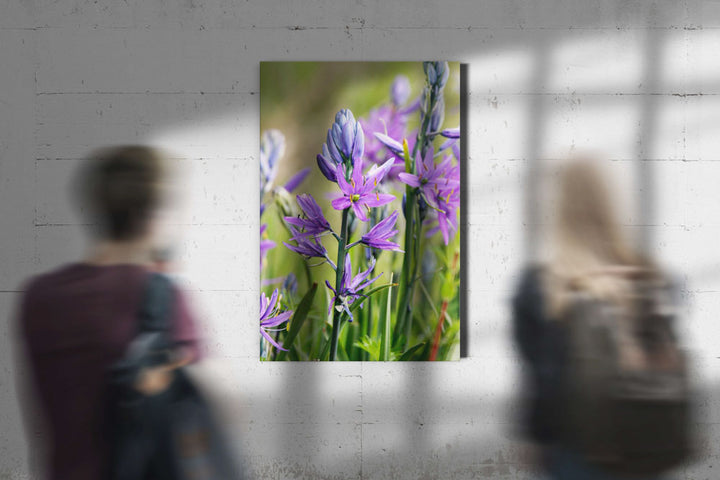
[511,266,569,445]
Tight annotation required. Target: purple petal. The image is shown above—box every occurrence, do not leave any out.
[352,123,365,161]
[297,194,323,220]
[342,254,352,289]
[284,168,311,192]
[398,173,421,187]
[284,216,308,230]
[373,132,404,155]
[261,329,288,352]
[437,138,458,156]
[335,164,353,194]
[332,197,352,211]
[317,153,337,182]
[364,238,402,251]
[355,272,383,292]
[260,292,270,319]
[260,239,276,255]
[351,155,364,189]
[261,310,293,328]
[268,289,279,315]
[365,210,398,238]
[342,121,355,158]
[363,193,395,208]
[440,127,460,139]
[352,202,368,222]
[366,158,394,186]
[327,129,342,163]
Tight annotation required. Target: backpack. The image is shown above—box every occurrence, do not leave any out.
[106,273,244,480]
[561,274,692,476]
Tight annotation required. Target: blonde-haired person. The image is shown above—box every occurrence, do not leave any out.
[512,158,680,480]
[15,146,202,480]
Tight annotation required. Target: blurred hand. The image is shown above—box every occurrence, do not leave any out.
[134,352,190,395]
[135,365,174,395]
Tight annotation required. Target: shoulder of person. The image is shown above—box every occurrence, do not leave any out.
[514,264,547,294]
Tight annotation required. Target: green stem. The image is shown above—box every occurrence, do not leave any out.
[394,186,415,344]
[405,201,423,347]
[395,86,437,340]
[329,208,350,361]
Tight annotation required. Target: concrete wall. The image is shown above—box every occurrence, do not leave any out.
[1,1,719,478]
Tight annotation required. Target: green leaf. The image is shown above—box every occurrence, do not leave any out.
[349,283,397,313]
[379,274,394,361]
[399,342,427,361]
[275,283,317,361]
[319,335,331,361]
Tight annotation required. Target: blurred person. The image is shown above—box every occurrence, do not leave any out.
[14,146,202,480]
[512,158,691,480]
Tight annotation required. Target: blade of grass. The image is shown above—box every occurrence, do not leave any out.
[379,273,393,361]
[399,342,426,361]
[275,283,317,361]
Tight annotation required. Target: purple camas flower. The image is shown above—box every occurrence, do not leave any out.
[283,226,331,263]
[284,194,332,237]
[398,147,459,211]
[426,159,460,245]
[317,109,364,182]
[350,210,402,251]
[331,158,395,222]
[399,147,460,245]
[260,289,293,352]
[325,254,382,321]
[260,130,285,193]
[427,184,460,245]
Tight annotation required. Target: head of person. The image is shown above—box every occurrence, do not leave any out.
[76,145,169,244]
[546,157,654,315]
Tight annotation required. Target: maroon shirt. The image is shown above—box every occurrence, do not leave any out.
[16,263,202,480]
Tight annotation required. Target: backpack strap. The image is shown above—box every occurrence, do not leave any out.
[111,273,175,379]
[137,272,175,335]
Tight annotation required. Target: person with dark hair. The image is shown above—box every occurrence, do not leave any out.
[15,146,202,480]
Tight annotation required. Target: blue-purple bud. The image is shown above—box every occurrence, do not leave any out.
[423,61,449,88]
[317,143,337,182]
[429,98,445,135]
[319,109,365,176]
[391,75,411,107]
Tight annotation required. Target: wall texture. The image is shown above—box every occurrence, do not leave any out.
[1,1,719,478]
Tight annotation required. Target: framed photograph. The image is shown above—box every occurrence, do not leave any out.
[260,61,461,361]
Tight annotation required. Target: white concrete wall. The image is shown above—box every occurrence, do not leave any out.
[2,1,720,478]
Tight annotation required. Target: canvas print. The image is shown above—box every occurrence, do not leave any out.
[260,62,461,361]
